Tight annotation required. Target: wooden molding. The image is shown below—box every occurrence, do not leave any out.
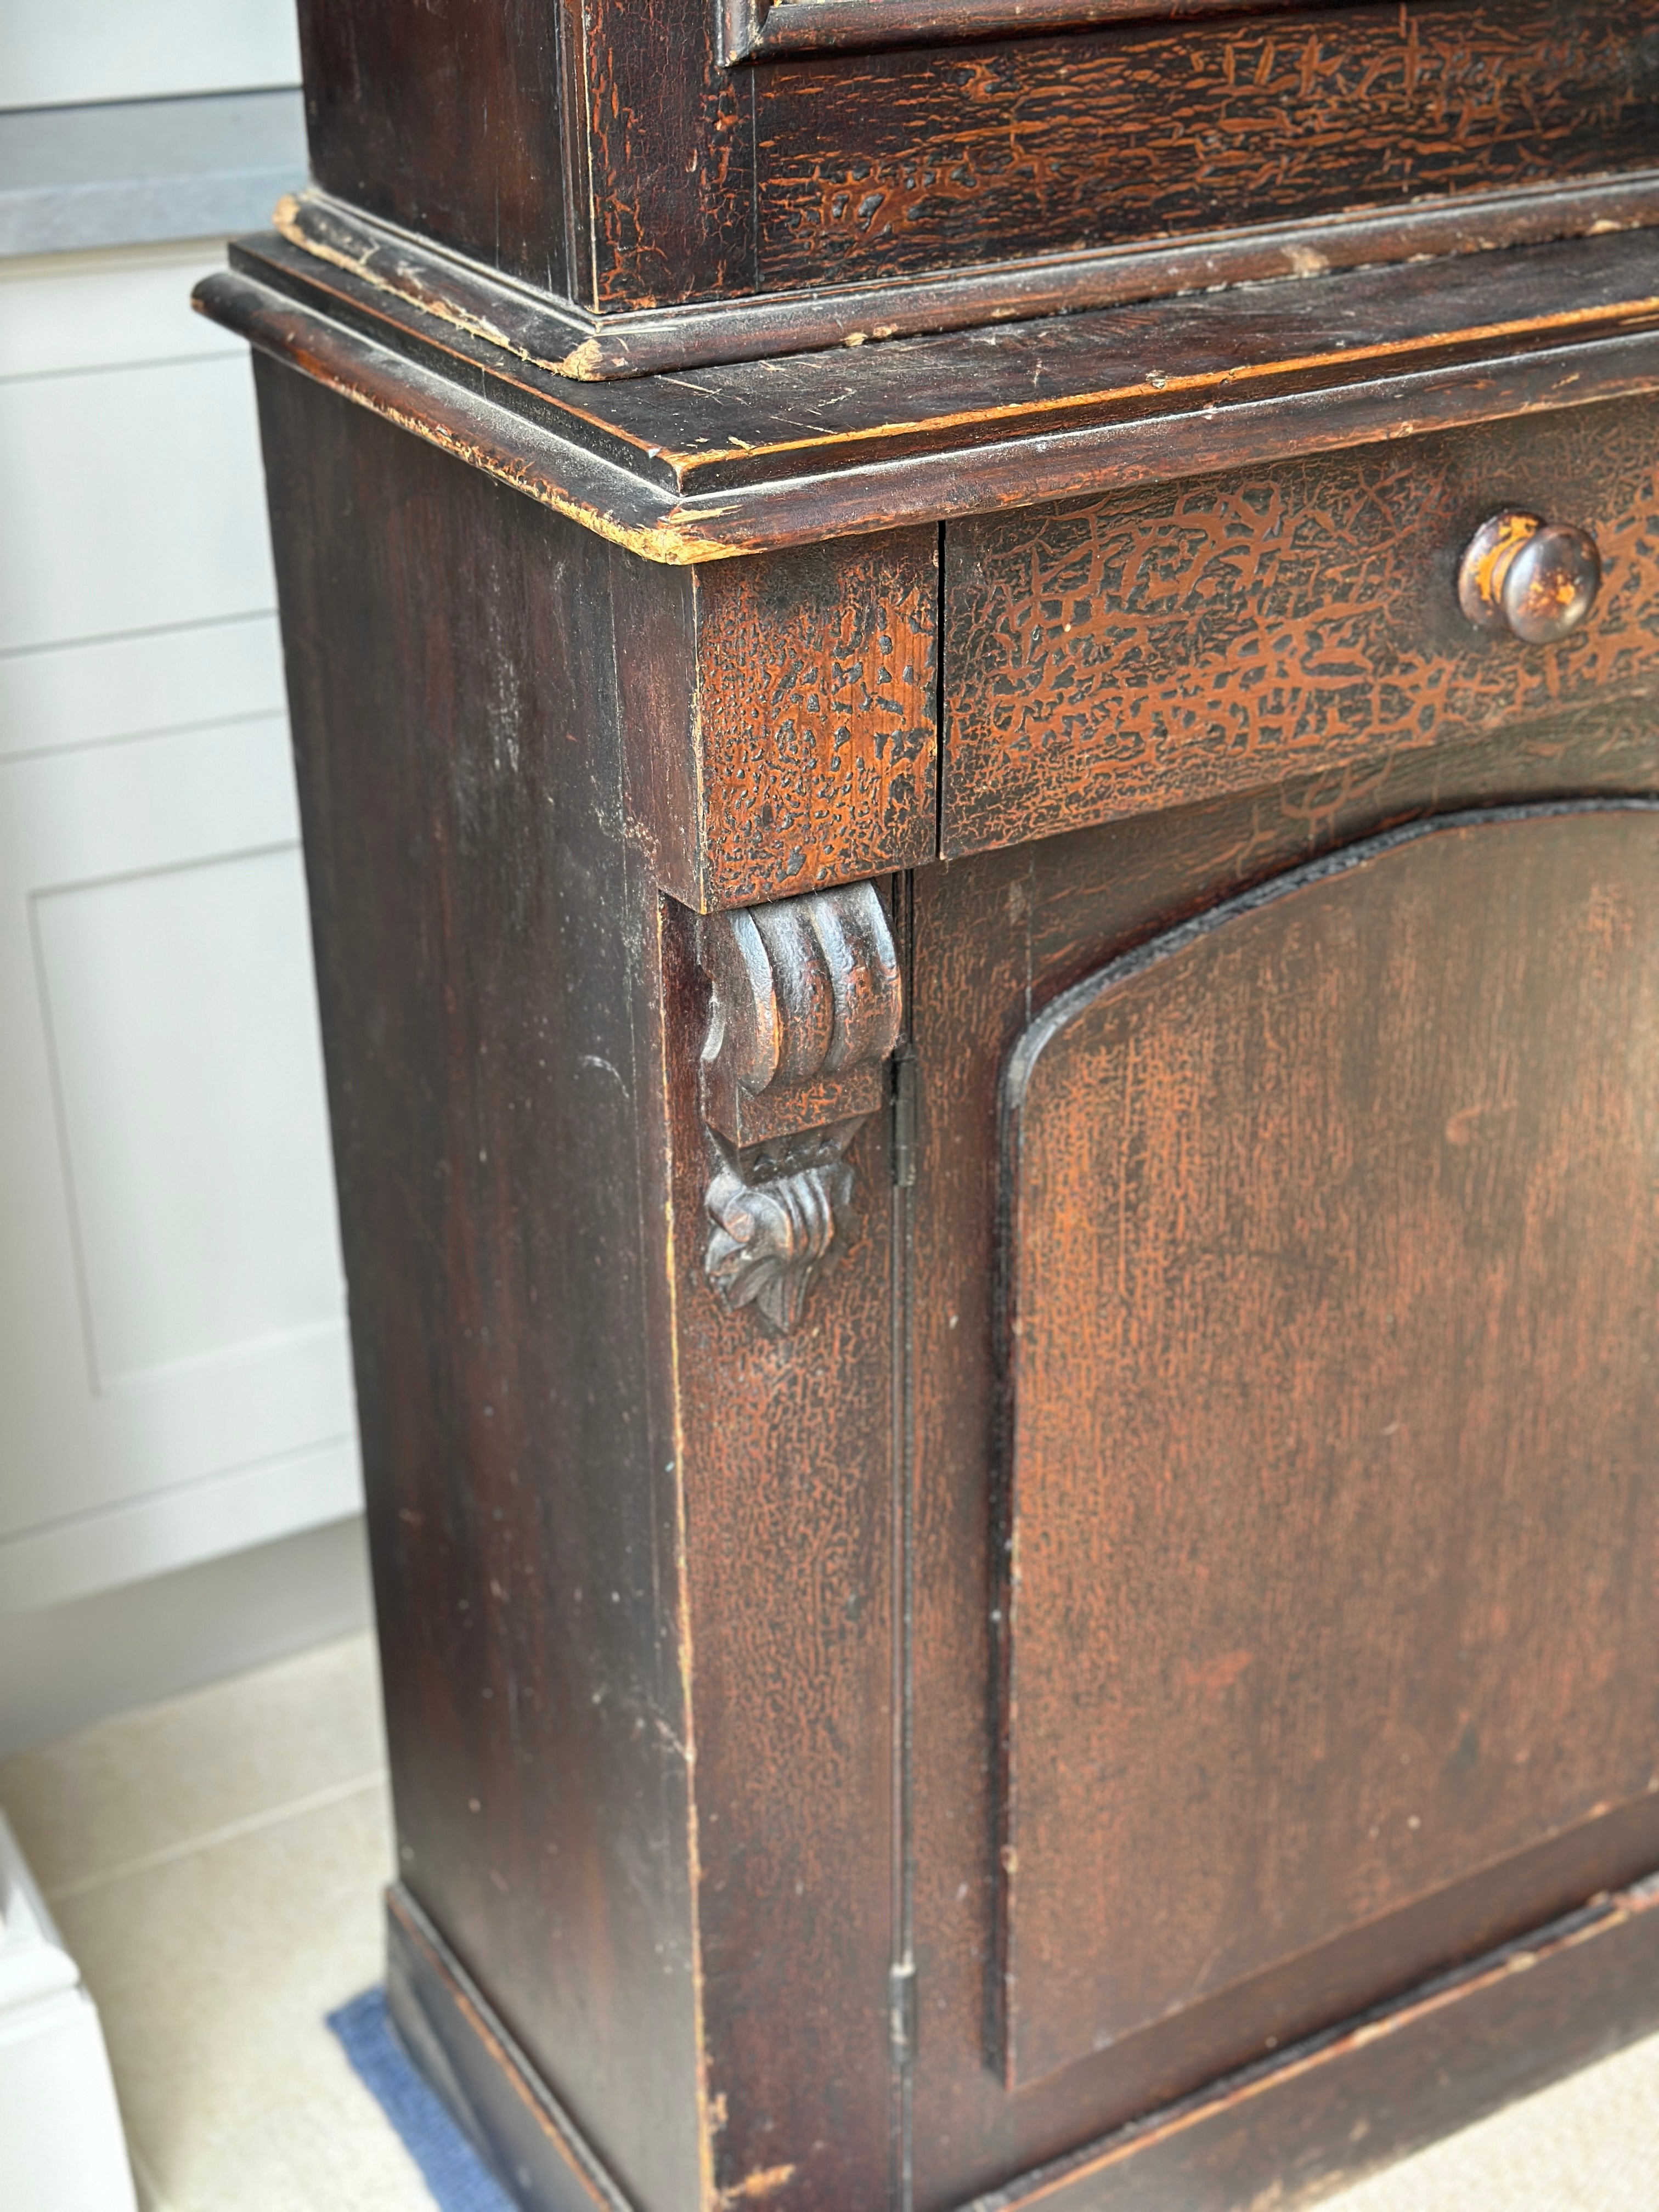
[196,223,1659,565]
[271,176,1659,384]
[726,0,1341,64]
[968,1874,1659,2210]
[704,1145,859,1333]
[698,882,901,1331]
[699,883,902,1146]
[386,1886,633,2212]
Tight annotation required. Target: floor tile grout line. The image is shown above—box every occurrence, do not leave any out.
[42,1768,390,1903]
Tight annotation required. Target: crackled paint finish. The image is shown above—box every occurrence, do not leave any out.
[757,0,1659,289]
[696,531,938,906]
[294,0,1659,324]
[999,808,1659,2089]
[944,395,1659,855]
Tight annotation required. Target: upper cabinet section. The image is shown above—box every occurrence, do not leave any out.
[285,0,1659,376]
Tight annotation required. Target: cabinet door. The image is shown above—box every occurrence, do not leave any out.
[996,801,1659,2096]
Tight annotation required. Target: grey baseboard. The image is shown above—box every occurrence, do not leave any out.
[0,89,306,258]
[0,1513,373,1756]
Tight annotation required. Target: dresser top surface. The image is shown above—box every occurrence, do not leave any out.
[200,221,1659,561]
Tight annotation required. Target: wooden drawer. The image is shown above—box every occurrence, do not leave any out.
[942,394,1659,856]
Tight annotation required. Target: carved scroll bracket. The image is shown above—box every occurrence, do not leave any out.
[698,882,902,1331]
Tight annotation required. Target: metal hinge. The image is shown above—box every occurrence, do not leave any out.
[891,1050,918,1188]
[889,1957,917,2063]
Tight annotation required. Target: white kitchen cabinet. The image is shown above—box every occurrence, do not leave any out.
[0,239,360,1615]
[0,0,301,111]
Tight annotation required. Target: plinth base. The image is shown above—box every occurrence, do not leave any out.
[387,1874,1659,2212]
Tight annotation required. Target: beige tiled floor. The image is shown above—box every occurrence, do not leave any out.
[0,1635,430,2212]
[2,1634,1657,2211]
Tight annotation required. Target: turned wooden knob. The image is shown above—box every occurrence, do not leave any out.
[1458,512,1601,644]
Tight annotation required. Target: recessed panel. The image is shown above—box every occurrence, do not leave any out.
[35,845,345,1387]
[0,356,275,653]
[1001,805,1659,2089]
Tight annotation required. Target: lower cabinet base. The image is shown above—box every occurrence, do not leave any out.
[970,1874,1659,2212]
[385,1887,631,2212]
[387,1874,1659,2212]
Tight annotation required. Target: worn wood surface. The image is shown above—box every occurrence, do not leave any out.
[909,703,1659,2207]
[612,529,938,907]
[970,1877,1659,2212]
[753,2,1659,291]
[290,0,1659,357]
[255,363,708,2210]
[1001,803,1659,2087]
[387,1888,630,2212]
[662,893,901,2211]
[294,0,571,298]
[945,396,1659,855]
[279,172,1659,382]
[196,227,1659,562]
[736,0,1341,63]
[693,537,938,901]
[257,357,915,2212]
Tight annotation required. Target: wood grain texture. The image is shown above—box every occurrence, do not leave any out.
[294,0,570,296]
[253,362,706,2210]
[945,396,1659,856]
[199,227,1659,562]
[614,532,938,905]
[1001,802,1659,2086]
[754,2,1659,290]
[907,704,1659,2209]
[277,172,1659,382]
[662,901,900,2212]
[739,0,1339,63]
[581,0,753,311]
[969,1876,1659,2212]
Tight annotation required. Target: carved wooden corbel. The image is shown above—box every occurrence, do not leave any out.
[699,881,902,1332]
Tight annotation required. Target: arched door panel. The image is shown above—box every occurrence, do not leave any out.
[1000,802,1659,2092]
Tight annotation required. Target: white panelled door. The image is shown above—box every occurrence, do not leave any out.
[0,0,302,110]
[0,242,362,1613]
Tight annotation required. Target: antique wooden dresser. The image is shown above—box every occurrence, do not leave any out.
[199,5,1659,2208]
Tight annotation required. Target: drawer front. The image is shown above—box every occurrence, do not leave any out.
[753,1,1659,296]
[943,395,1659,856]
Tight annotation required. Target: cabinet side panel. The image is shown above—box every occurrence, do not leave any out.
[253,361,702,2212]
[295,0,570,297]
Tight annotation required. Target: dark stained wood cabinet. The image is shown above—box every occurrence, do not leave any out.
[201,5,1659,2207]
